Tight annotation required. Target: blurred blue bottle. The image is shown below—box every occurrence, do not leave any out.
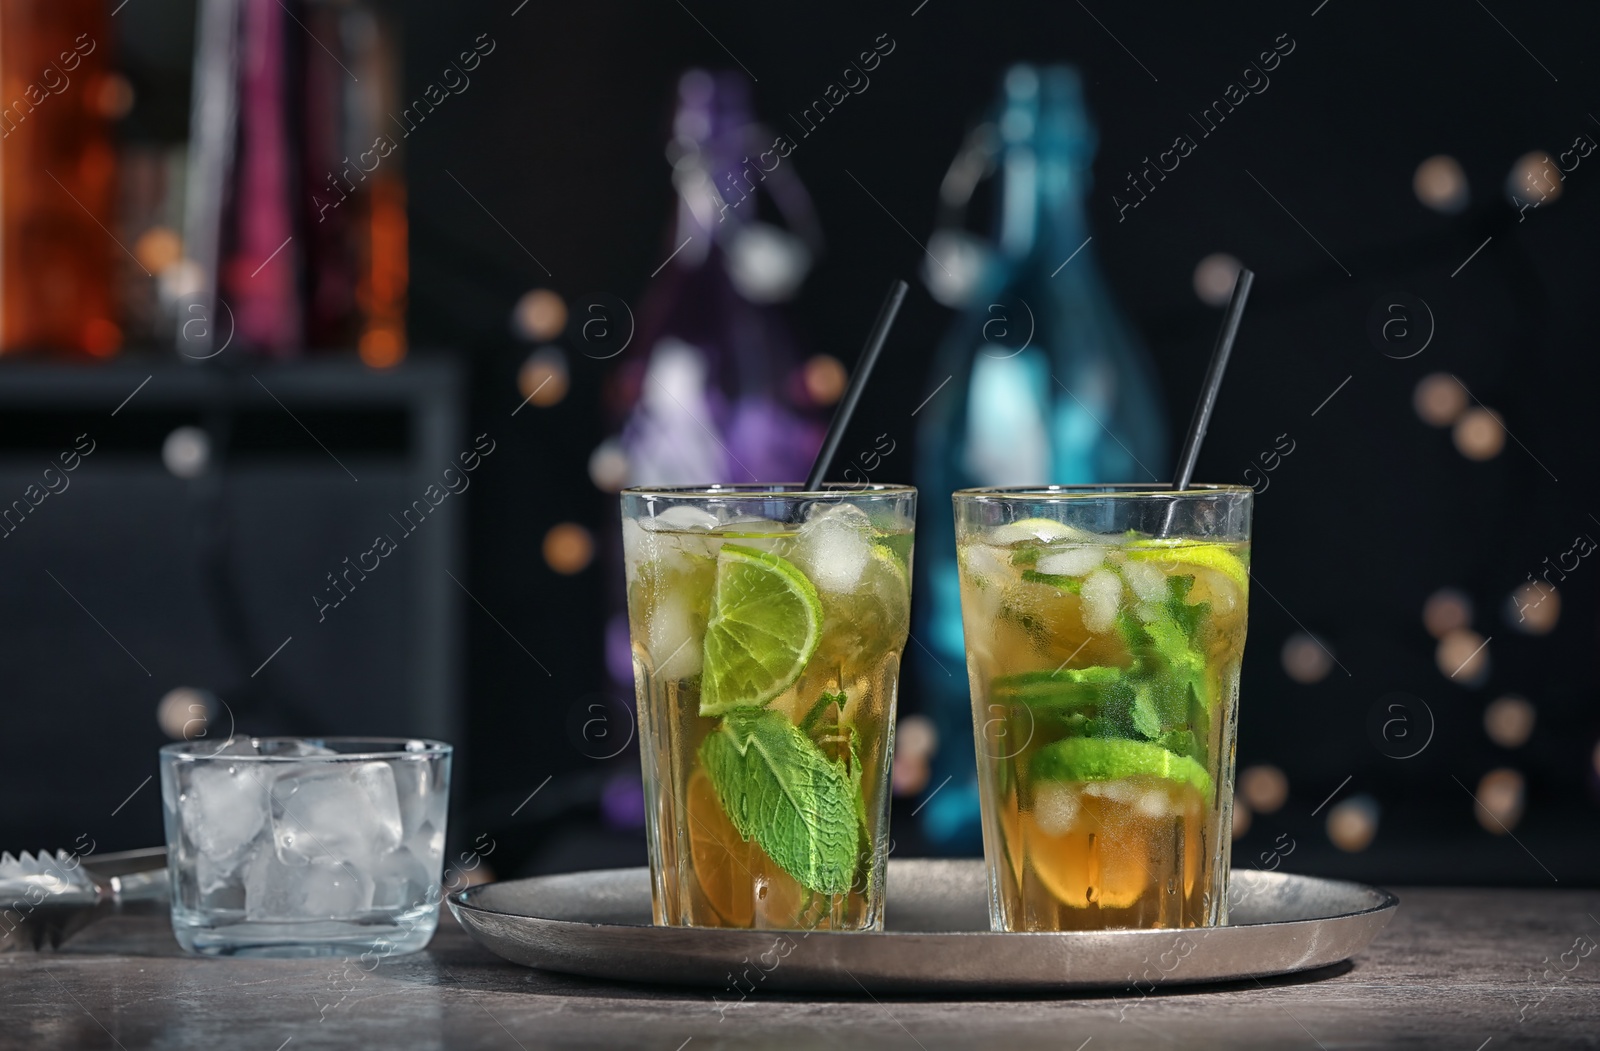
[913,65,1169,849]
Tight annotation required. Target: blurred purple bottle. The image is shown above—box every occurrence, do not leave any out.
[600,71,829,766]
[610,69,827,487]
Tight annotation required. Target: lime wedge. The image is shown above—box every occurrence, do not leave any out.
[699,545,823,716]
[1029,737,1213,797]
[1126,541,1249,593]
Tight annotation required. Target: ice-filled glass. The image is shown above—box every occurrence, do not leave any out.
[160,737,450,957]
[953,485,1252,932]
[622,484,915,930]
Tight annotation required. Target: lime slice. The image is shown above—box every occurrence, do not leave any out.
[1126,541,1249,593]
[1029,737,1213,797]
[699,544,823,716]
[993,666,1123,709]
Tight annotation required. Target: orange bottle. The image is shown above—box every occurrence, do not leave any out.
[0,0,118,356]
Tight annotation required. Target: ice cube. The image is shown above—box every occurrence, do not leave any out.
[1032,782,1080,836]
[1082,780,1140,804]
[1136,786,1180,820]
[409,819,446,863]
[647,587,703,678]
[960,544,1007,585]
[180,763,269,862]
[1080,568,1123,634]
[196,851,248,911]
[1036,545,1111,578]
[621,518,654,565]
[795,503,873,592]
[390,759,443,841]
[369,846,435,912]
[989,518,1095,546]
[1193,566,1242,618]
[270,761,402,868]
[644,505,720,532]
[1122,561,1167,604]
[244,849,373,921]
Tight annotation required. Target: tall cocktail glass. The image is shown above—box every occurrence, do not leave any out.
[621,483,915,930]
[953,485,1251,931]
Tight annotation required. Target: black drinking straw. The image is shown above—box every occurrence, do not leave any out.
[1170,267,1255,493]
[803,279,910,491]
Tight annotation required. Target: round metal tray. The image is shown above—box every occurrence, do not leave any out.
[448,859,1398,993]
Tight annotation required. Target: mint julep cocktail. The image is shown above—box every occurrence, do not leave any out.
[621,484,914,930]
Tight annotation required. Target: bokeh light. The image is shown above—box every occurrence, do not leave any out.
[158,258,204,304]
[1193,252,1245,307]
[1505,581,1560,635]
[1473,768,1525,833]
[162,426,210,479]
[1484,695,1535,748]
[359,326,404,369]
[543,522,595,575]
[83,318,121,357]
[513,288,568,342]
[518,347,569,408]
[892,714,938,796]
[157,687,207,740]
[588,439,630,493]
[1239,764,1289,814]
[1422,587,1473,639]
[1232,794,1252,839]
[803,354,848,406]
[1507,151,1562,207]
[1414,154,1470,213]
[135,227,182,273]
[1414,373,1467,427]
[1436,628,1489,684]
[1327,794,1380,852]
[1281,632,1334,684]
[94,73,136,119]
[1453,407,1505,460]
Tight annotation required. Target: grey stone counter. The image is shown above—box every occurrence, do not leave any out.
[3,887,1597,1049]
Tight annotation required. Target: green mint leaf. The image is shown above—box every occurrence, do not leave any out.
[1164,574,1211,640]
[1011,547,1041,566]
[1129,681,1162,738]
[1155,728,1199,759]
[1116,588,1208,716]
[800,690,846,733]
[699,709,860,896]
[846,725,868,837]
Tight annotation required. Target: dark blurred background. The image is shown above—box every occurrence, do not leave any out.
[2,0,1597,889]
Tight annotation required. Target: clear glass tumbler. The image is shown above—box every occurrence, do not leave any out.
[953,485,1252,931]
[160,737,451,957]
[621,483,915,930]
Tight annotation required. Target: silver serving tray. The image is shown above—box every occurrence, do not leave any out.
[448,859,1398,993]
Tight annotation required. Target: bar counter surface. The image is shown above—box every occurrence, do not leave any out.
[3,885,1596,1049]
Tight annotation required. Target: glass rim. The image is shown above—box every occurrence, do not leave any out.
[160,736,452,762]
[953,483,1251,500]
[621,482,916,499]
